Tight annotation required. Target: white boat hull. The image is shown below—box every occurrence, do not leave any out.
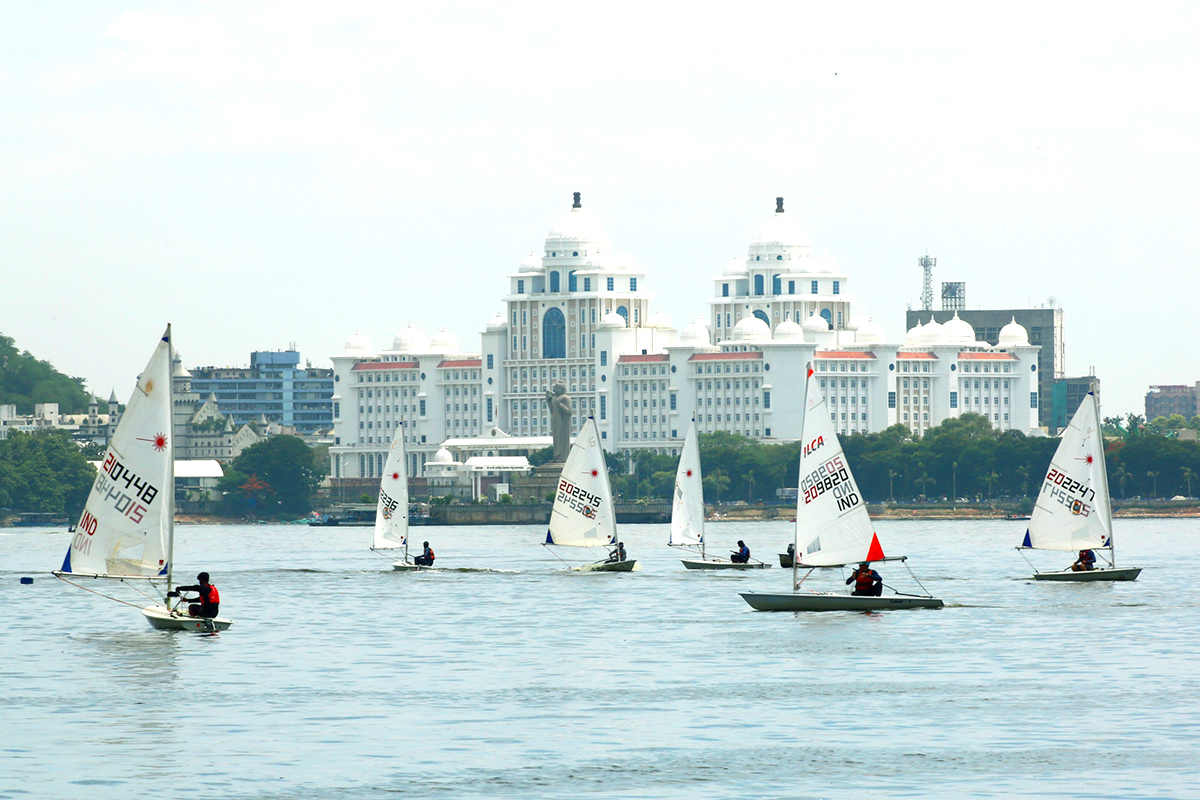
[1033,567,1142,582]
[575,559,640,572]
[740,592,944,612]
[391,562,434,572]
[141,605,233,631]
[682,558,769,570]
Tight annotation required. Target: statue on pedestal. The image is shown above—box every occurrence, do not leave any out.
[545,383,573,463]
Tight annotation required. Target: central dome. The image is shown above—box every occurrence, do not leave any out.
[545,192,609,246]
[750,197,812,252]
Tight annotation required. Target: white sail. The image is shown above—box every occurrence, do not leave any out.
[1023,392,1112,552]
[546,417,616,547]
[795,368,884,567]
[670,420,704,547]
[373,426,409,551]
[60,328,173,579]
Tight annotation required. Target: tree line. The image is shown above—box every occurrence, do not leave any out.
[607,413,1200,505]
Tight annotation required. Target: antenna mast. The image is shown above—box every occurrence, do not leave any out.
[919,252,936,311]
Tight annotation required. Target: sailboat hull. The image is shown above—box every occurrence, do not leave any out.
[1033,567,1142,582]
[682,559,769,570]
[739,592,944,612]
[576,559,639,572]
[142,605,233,631]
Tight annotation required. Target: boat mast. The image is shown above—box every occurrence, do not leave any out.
[1092,391,1117,567]
[165,323,176,597]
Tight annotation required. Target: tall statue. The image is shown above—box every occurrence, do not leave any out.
[546,383,573,462]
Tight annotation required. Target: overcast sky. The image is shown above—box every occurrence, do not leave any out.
[3,2,1196,419]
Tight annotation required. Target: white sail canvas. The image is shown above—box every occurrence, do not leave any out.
[373,426,410,551]
[1024,392,1112,551]
[669,420,704,547]
[795,369,884,567]
[546,418,615,547]
[60,328,173,579]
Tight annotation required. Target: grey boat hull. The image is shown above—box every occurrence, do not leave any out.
[1033,566,1142,582]
[740,592,944,612]
[682,559,769,570]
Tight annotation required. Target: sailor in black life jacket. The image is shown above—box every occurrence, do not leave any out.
[170,572,220,618]
[414,541,435,566]
[846,562,883,596]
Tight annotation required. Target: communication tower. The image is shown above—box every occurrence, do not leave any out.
[919,253,936,311]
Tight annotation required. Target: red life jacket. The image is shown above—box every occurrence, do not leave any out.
[854,570,875,592]
[425,548,434,561]
[203,584,220,605]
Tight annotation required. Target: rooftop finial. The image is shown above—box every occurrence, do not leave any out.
[573,191,581,209]
[776,197,784,213]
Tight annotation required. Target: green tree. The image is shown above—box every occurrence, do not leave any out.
[228,436,322,515]
[0,333,96,414]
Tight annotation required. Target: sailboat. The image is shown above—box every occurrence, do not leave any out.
[544,417,637,572]
[671,420,767,569]
[741,368,942,611]
[373,425,424,571]
[54,325,232,631]
[1017,391,1142,581]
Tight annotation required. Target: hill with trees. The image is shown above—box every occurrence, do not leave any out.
[0,333,97,414]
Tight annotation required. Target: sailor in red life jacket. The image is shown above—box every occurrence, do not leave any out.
[170,572,220,618]
[1071,549,1097,572]
[414,541,435,567]
[731,540,751,563]
[846,562,883,596]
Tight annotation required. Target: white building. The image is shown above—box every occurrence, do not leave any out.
[329,194,1042,480]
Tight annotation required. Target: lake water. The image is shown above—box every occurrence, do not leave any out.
[2,518,1197,799]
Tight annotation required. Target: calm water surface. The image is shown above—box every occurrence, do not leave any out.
[2,519,1197,799]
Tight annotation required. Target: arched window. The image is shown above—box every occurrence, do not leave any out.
[754,275,764,295]
[550,272,560,292]
[568,270,577,292]
[543,308,566,358]
[754,310,770,326]
[616,305,629,325]
[772,274,782,295]
[820,308,833,327]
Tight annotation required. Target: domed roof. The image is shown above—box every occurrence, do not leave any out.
[802,313,829,333]
[428,327,460,353]
[723,255,747,276]
[647,310,672,329]
[846,314,868,331]
[391,323,427,353]
[903,320,924,347]
[431,447,454,464]
[598,311,627,329]
[344,331,374,355]
[732,316,771,341]
[919,317,945,344]
[854,318,887,345]
[751,198,811,249]
[519,252,543,273]
[678,318,711,344]
[485,312,507,332]
[998,316,1030,347]
[545,192,609,246]
[773,318,806,342]
[942,313,976,345]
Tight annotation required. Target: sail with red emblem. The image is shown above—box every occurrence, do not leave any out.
[373,425,410,552]
[1023,392,1113,551]
[795,368,885,567]
[59,327,174,579]
[669,420,704,549]
[546,417,615,547]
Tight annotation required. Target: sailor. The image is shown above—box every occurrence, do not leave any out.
[846,562,883,596]
[607,542,628,563]
[414,541,435,567]
[1071,549,1097,572]
[731,540,751,563]
[170,572,220,618]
